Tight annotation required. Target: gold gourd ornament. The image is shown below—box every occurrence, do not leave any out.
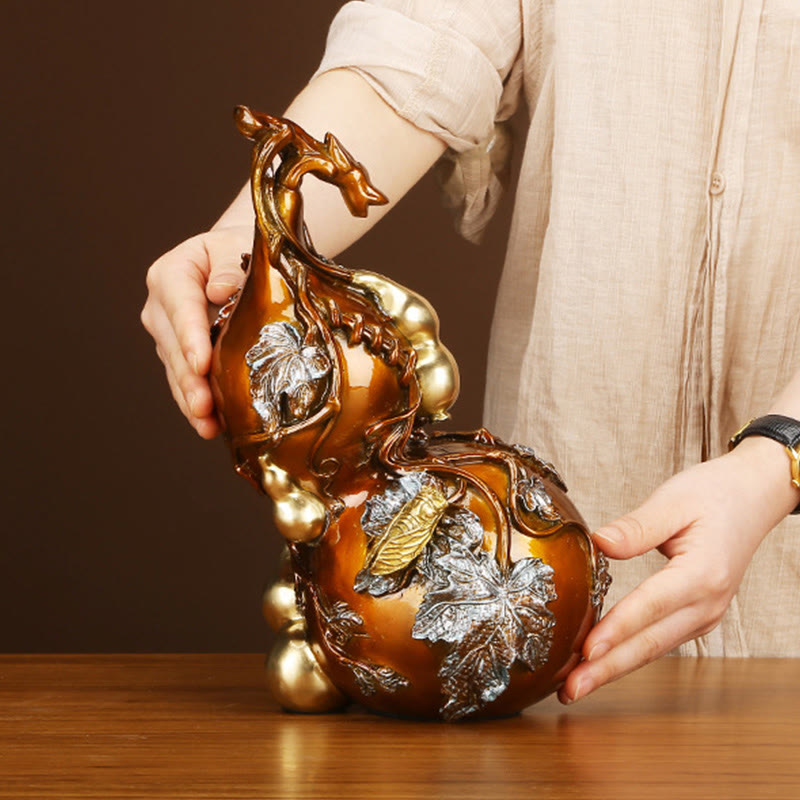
[209,107,611,720]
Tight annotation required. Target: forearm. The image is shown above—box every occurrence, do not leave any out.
[214,68,447,257]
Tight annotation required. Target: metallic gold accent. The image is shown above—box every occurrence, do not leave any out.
[265,619,348,713]
[787,444,800,489]
[355,473,427,597]
[352,270,459,421]
[262,549,303,632]
[366,482,449,576]
[259,453,327,542]
[728,418,800,491]
[728,418,756,450]
[263,580,302,631]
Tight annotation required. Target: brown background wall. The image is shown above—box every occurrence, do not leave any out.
[1,1,513,652]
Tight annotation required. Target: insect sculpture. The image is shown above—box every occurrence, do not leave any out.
[210,107,611,720]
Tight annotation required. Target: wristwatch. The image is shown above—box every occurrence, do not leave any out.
[729,414,800,515]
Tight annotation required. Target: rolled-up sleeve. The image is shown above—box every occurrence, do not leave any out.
[312,0,523,152]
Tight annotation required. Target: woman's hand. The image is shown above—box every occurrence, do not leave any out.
[141,224,253,439]
[560,436,800,704]
[140,71,446,440]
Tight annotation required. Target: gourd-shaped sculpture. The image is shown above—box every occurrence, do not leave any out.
[210,108,610,720]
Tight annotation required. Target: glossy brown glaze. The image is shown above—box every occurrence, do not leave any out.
[209,108,610,720]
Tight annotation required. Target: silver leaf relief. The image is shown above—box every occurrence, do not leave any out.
[411,515,557,720]
[516,475,561,524]
[591,551,612,609]
[353,473,557,720]
[246,321,331,436]
[317,597,409,696]
[321,599,364,650]
[351,663,410,697]
[511,443,567,491]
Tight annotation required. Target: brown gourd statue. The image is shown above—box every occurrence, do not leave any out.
[209,107,611,720]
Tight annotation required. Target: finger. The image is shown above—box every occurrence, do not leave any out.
[580,559,704,662]
[162,353,220,439]
[150,240,216,377]
[204,229,252,305]
[161,352,191,420]
[559,605,709,704]
[162,363,220,439]
[206,261,246,306]
[592,486,696,560]
[193,414,222,440]
[148,303,215,421]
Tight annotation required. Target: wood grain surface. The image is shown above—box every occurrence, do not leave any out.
[1,654,797,799]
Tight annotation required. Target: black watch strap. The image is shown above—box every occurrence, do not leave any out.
[729,414,800,515]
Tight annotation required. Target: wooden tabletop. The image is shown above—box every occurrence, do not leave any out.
[1,654,797,799]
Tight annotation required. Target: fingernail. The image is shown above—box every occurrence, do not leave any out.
[569,677,586,704]
[189,352,199,374]
[588,642,610,662]
[593,527,622,545]
[188,392,198,417]
[208,279,241,291]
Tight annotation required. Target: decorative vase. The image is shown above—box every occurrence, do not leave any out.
[209,107,610,720]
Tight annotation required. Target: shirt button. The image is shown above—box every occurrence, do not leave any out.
[709,172,726,195]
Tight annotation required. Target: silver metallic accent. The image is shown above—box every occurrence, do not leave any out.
[363,474,426,530]
[317,596,409,696]
[592,551,612,609]
[355,473,428,596]
[354,476,559,719]
[412,509,557,721]
[246,321,331,436]
[516,475,561,524]
[511,443,567,491]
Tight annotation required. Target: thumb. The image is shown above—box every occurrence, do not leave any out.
[206,259,245,305]
[592,488,682,559]
[202,226,253,305]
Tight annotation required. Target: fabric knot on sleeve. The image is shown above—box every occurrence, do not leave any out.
[434,120,514,244]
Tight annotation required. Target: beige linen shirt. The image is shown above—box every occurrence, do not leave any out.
[316,0,800,656]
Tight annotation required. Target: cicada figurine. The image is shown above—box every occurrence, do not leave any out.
[209,107,610,720]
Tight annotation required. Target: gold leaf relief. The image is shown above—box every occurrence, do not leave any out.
[367,483,449,576]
